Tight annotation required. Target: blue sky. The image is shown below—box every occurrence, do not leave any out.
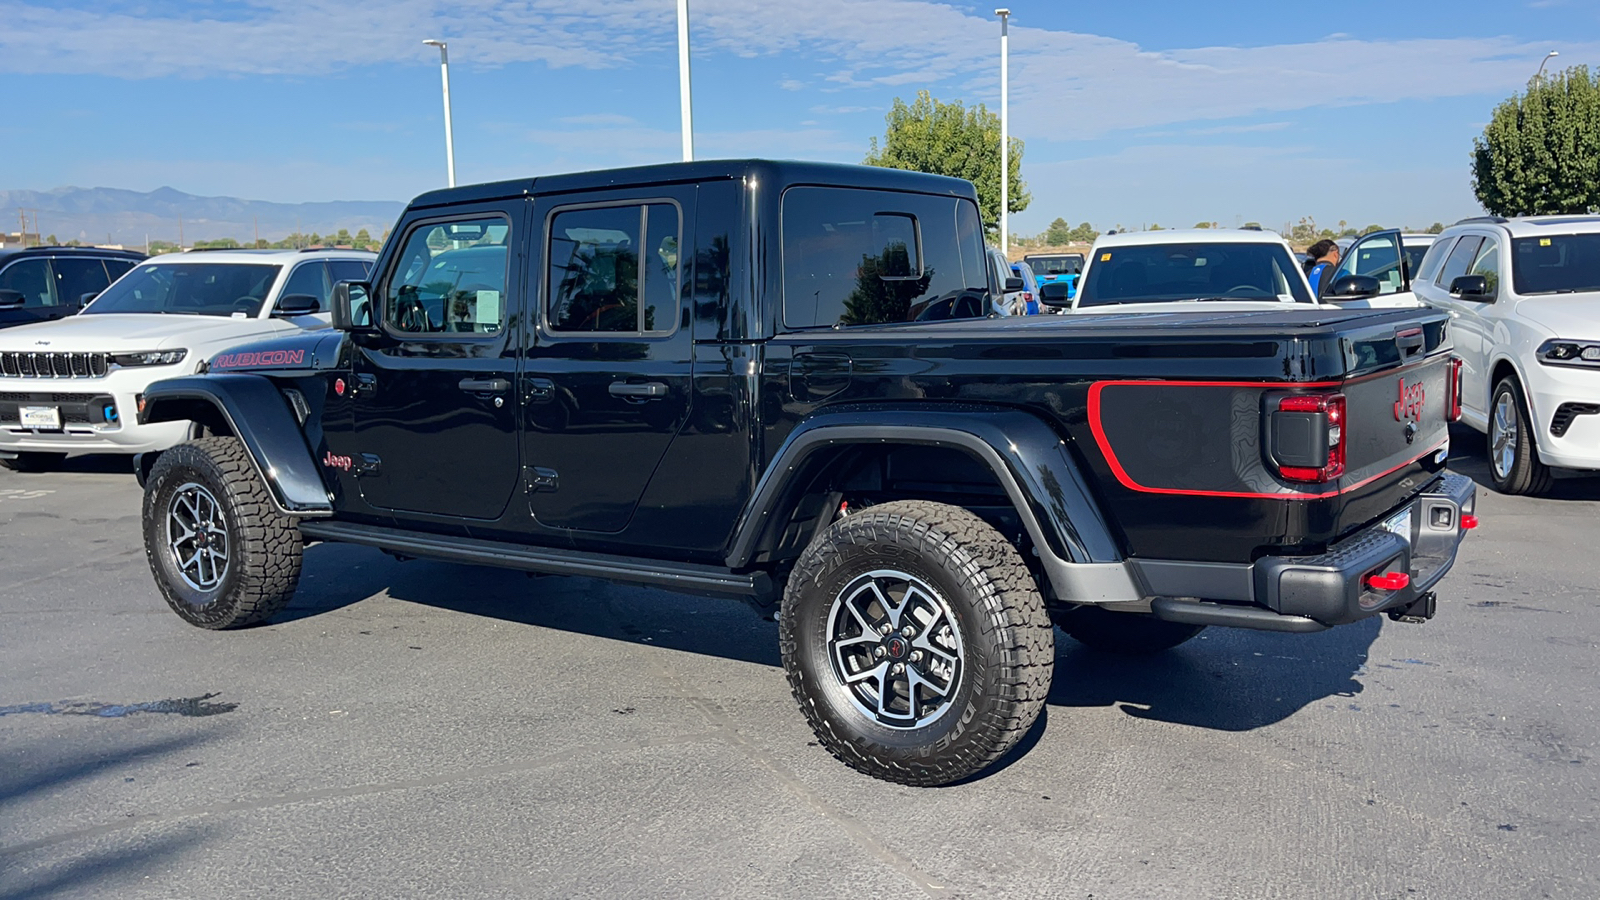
[1,0,1597,238]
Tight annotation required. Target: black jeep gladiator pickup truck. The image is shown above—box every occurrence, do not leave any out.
[135,160,1475,785]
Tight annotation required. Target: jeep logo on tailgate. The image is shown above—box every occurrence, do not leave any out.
[1395,378,1425,422]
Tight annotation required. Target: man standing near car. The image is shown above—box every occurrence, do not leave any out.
[1305,239,1341,295]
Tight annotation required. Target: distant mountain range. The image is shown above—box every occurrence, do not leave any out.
[0,186,406,247]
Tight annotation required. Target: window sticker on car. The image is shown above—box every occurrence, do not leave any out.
[1540,238,1552,246]
[1100,253,1111,261]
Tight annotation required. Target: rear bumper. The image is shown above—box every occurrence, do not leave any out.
[1134,472,1476,631]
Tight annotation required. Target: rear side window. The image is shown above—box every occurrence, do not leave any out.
[104,259,137,281]
[1436,236,1483,289]
[547,202,681,335]
[51,258,114,305]
[328,259,374,284]
[281,262,329,309]
[781,187,988,328]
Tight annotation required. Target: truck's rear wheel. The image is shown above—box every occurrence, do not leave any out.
[780,500,1053,786]
[1055,605,1205,655]
[1489,376,1553,496]
[142,437,302,629]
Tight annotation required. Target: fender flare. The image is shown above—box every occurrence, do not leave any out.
[726,405,1139,603]
[138,374,333,515]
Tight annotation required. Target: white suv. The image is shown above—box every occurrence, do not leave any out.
[1327,218,1600,494]
[0,248,375,471]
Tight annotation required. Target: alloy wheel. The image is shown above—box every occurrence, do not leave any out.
[167,482,230,593]
[825,569,966,730]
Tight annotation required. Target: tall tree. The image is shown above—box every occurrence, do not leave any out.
[865,90,1029,236]
[1472,66,1600,216]
[1043,217,1072,245]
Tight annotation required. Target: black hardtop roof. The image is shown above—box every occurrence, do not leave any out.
[408,159,978,209]
[0,245,147,261]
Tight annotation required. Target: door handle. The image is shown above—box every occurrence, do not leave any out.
[608,381,668,399]
[459,377,510,393]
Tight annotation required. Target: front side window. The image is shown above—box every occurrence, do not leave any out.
[1077,242,1312,307]
[1467,237,1501,299]
[51,258,114,305]
[386,218,508,335]
[547,202,680,334]
[1512,233,1600,295]
[1334,233,1406,295]
[1437,235,1484,291]
[781,187,988,327]
[0,259,56,307]
[81,263,281,316]
[281,262,329,310]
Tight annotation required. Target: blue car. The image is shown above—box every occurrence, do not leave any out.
[1023,253,1084,298]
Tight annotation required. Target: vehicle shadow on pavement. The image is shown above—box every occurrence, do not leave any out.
[1448,424,1600,500]
[1048,616,1382,731]
[286,543,784,668]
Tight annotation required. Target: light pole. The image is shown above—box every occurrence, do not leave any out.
[423,39,457,187]
[995,8,1010,256]
[1533,50,1559,83]
[677,0,694,161]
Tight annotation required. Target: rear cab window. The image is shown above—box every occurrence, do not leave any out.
[780,187,988,328]
[1078,242,1312,306]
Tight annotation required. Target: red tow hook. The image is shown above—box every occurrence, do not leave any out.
[1366,572,1411,591]
[1461,514,1479,530]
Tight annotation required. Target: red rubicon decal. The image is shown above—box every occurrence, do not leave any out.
[212,349,305,369]
[1395,378,1425,422]
[323,451,353,471]
[334,377,346,396]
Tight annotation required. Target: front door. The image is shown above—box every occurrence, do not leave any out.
[523,189,695,533]
[350,205,524,520]
[1322,230,1415,308]
[0,258,63,328]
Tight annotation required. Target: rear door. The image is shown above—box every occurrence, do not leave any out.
[349,206,524,520]
[522,187,695,533]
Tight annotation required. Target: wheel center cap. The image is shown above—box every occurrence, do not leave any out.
[884,636,909,660]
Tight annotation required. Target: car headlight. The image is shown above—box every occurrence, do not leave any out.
[1536,339,1600,368]
[113,349,188,367]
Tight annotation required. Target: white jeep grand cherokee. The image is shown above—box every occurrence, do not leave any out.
[1327,217,1600,494]
[0,248,374,471]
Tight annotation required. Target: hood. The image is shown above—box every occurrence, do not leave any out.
[1512,294,1600,338]
[0,313,289,353]
[206,330,346,374]
[1070,300,1320,315]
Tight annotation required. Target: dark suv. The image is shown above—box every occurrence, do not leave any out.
[0,246,146,329]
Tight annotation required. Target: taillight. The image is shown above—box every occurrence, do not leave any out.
[1448,356,1463,422]
[1275,392,1346,483]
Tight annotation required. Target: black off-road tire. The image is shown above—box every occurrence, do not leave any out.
[1488,376,1554,496]
[142,437,302,629]
[780,500,1053,786]
[1055,605,1205,655]
[0,452,67,473]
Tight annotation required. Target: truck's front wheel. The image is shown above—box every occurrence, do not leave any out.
[142,437,302,629]
[780,500,1053,786]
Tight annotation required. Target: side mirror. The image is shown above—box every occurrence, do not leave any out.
[330,281,377,333]
[1003,276,1025,292]
[274,293,320,316]
[1450,274,1491,300]
[1326,275,1381,300]
[1038,281,1073,308]
[78,291,100,307]
[0,289,25,309]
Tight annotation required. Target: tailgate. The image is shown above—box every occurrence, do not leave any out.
[1331,323,1453,541]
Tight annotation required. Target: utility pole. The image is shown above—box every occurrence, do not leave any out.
[995,8,1011,256]
[254,215,260,248]
[178,215,185,250]
[17,208,26,247]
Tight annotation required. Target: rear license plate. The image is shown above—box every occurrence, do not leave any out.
[1382,508,1413,549]
[19,406,60,429]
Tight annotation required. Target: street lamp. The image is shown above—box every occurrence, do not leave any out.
[1533,50,1559,83]
[995,8,1010,256]
[423,39,457,187]
[677,0,694,161]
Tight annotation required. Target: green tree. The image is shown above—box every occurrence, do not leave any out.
[1193,221,1212,229]
[1472,66,1600,216]
[1068,222,1098,243]
[1360,224,1385,235]
[1426,222,1445,234]
[865,90,1029,236]
[1242,221,1261,230]
[355,228,372,247]
[1043,217,1072,245]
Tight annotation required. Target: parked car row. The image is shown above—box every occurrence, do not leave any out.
[0,248,376,471]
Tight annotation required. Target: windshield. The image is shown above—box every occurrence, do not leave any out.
[1512,234,1600,295]
[1077,242,1313,307]
[1026,255,1082,276]
[82,262,282,317]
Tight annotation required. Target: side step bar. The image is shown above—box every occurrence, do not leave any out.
[1150,596,1328,633]
[297,520,771,600]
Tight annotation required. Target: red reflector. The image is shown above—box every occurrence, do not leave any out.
[1366,572,1410,591]
[1461,514,1479,530]
[1278,395,1326,413]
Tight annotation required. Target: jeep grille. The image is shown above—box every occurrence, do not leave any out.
[0,351,110,379]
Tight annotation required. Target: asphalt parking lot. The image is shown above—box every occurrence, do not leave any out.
[2,426,1598,899]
